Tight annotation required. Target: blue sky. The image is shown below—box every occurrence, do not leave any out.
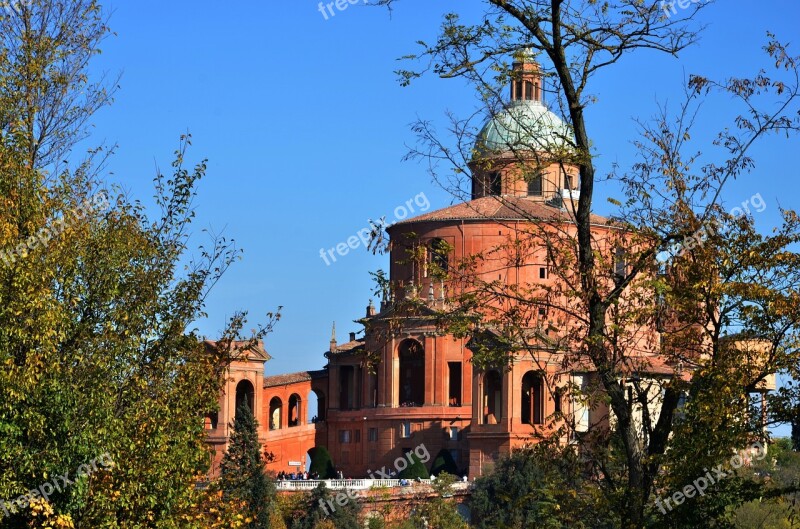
[87,0,799,431]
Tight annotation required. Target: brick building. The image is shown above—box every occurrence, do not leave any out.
[206,54,774,479]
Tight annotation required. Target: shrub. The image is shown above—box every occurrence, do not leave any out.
[398,452,430,480]
[308,446,336,479]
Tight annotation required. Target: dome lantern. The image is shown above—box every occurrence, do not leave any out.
[470,53,578,202]
[510,49,543,103]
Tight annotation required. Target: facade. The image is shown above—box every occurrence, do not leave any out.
[206,55,775,479]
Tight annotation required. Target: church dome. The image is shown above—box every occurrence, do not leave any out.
[474,99,573,157]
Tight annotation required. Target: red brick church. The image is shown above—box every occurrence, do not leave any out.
[204,55,773,479]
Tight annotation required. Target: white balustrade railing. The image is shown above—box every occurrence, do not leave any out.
[275,478,443,491]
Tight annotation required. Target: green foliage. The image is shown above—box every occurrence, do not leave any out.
[401,472,468,529]
[430,449,460,477]
[733,499,794,529]
[729,438,800,529]
[276,492,308,529]
[366,516,386,529]
[218,402,277,528]
[0,2,275,527]
[398,453,430,480]
[470,444,616,529]
[308,446,336,479]
[291,483,361,529]
[0,0,115,171]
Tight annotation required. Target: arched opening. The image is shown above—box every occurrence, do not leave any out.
[309,389,325,422]
[399,339,425,407]
[269,397,282,431]
[482,371,502,425]
[235,380,255,418]
[521,371,544,425]
[289,394,302,427]
[204,412,218,430]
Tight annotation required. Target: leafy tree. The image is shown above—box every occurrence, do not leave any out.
[398,453,430,480]
[0,1,277,527]
[733,501,793,529]
[368,1,800,526]
[218,402,277,528]
[276,492,308,528]
[308,446,337,479]
[470,444,615,529]
[400,472,468,529]
[269,507,289,529]
[291,483,361,529]
[729,438,800,528]
[0,0,116,172]
[183,489,251,529]
[366,516,386,529]
[429,449,459,477]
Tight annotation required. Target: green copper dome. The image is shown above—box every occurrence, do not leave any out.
[474,100,573,156]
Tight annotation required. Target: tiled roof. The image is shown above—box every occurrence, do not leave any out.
[327,339,365,356]
[263,369,327,388]
[390,195,608,227]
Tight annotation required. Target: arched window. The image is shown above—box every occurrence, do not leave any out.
[235,380,255,418]
[289,394,302,427]
[269,397,282,431]
[398,339,425,407]
[522,371,544,425]
[483,371,503,424]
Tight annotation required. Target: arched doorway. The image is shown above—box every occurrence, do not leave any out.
[521,371,544,425]
[398,339,425,407]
